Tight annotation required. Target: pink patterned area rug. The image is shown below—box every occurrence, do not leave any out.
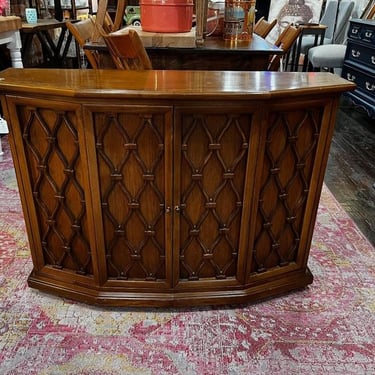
[0,136,374,375]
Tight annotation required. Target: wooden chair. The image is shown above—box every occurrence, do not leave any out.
[254,17,277,39]
[102,29,153,70]
[307,0,355,72]
[66,19,100,69]
[267,24,301,71]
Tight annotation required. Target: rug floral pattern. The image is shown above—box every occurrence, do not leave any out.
[0,136,374,374]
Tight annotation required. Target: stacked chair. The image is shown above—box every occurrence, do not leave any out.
[267,24,302,71]
[67,0,151,71]
[66,19,103,69]
[101,29,153,70]
[67,0,129,69]
[254,17,277,39]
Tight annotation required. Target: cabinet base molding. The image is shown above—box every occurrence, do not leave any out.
[28,268,313,307]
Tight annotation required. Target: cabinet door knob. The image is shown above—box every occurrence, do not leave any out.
[165,206,171,214]
[174,206,181,212]
[371,56,375,65]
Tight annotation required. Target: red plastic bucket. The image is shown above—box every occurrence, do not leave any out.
[140,0,194,33]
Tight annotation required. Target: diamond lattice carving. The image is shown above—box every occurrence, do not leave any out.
[94,111,166,281]
[21,106,91,274]
[179,113,250,280]
[252,108,322,273]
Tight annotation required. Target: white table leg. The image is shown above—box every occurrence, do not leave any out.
[0,30,23,68]
[7,30,23,68]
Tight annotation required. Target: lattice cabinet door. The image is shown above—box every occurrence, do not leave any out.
[83,104,174,288]
[172,107,253,288]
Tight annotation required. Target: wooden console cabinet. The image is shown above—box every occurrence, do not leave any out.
[0,69,354,307]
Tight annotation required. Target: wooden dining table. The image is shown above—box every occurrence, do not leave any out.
[20,19,74,68]
[0,16,23,68]
[84,31,283,71]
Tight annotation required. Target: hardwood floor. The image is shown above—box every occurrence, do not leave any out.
[325,95,375,247]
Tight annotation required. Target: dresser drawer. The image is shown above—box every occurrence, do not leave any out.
[348,20,375,46]
[345,40,375,70]
[360,26,375,45]
[342,64,375,99]
[348,23,361,40]
[344,90,375,119]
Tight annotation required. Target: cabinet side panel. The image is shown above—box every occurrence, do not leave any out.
[7,97,93,275]
[251,103,324,273]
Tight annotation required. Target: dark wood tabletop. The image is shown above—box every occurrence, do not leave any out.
[85,33,283,71]
[20,19,68,33]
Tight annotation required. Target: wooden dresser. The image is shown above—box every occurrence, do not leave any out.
[342,19,375,118]
[0,69,354,307]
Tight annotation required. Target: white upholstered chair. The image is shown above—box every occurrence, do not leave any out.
[299,0,339,53]
[307,0,355,72]
[307,44,348,72]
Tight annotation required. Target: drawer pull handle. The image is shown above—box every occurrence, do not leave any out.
[372,56,375,65]
[365,31,373,38]
[365,82,375,92]
[352,29,358,34]
[351,50,360,58]
[346,73,356,82]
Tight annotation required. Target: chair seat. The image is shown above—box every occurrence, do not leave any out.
[308,44,347,68]
[300,35,332,54]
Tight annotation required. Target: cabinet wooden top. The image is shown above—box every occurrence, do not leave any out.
[0,69,355,100]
